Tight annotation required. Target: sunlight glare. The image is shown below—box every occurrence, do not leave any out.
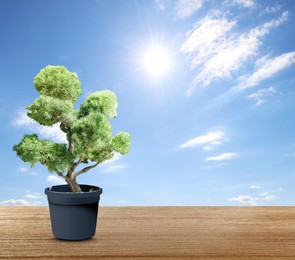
[143,47,171,77]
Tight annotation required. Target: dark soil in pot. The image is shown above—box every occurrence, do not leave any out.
[45,184,103,241]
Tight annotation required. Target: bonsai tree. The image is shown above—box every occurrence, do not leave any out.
[13,65,131,192]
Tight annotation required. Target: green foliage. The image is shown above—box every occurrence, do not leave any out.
[88,145,114,163]
[71,113,113,159]
[112,132,131,155]
[13,134,72,172]
[33,65,82,103]
[78,90,118,119]
[14,65,131,181]
[27,95,75,126]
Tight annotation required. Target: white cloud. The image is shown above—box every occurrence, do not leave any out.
[25,194,41,199]
[18,167,39,176]
[257,192,277,201]
[228,195,257,205]
[176,0,202,18]
[263,195,276,201]
[203,145,214,151]
[179,130,225,149]
[101,152,127,172]
[101,153,128,172]
[250,185,261,189]
[0,199,41,206]
[102,152,122,165]
[265,5,281,14]
[46,175,65,184]
[229,192,277,205]
[181,17,235,66]
[247,86,277,106]
[37,124,67,143]
[13,109,67,143]
[206,152,238,161]
[155,0,165,11]
[259,192,268,196]
[118,200,128,205]
[105,165,126,172]
[239,51,295,90]
[181,11,289,95]
[19,167,28,173]
[232,0,255,8]
[13,109,34,127]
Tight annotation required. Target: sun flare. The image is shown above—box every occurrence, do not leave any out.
[143,47,171,77]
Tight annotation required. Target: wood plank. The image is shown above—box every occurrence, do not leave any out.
[0,207,295,259]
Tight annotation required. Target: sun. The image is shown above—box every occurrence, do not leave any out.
[143,46,171,77]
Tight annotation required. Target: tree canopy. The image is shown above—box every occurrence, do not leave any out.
[13,65,131,192]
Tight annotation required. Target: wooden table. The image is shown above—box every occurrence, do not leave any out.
[1,207,295,259]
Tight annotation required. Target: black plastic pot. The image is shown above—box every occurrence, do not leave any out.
[45,184,103,241]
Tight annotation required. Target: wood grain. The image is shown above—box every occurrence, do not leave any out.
[0,207,295,259]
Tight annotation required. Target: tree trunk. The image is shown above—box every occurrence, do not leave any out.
[65,176,82,192]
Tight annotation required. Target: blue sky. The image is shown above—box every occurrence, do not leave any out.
[1,0,295,206]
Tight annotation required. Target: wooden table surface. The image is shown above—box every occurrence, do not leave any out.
[0,206,295,259]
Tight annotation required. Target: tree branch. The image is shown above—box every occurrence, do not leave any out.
[74,161,100,178]
[54,169,65,178]
[42,161,65,178]
[68,129,74,156]
[68,157,83,175]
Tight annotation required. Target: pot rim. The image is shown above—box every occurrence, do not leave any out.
[45,184,103,205]
[46,184,102,194]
